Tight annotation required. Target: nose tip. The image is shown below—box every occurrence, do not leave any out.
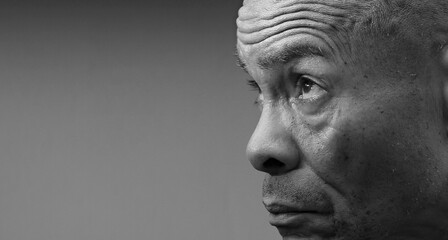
[246,111,300,175]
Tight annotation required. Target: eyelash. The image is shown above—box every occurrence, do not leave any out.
[246,79,260,93]
[246,79,261,106]
[246,76,324,106]
[246,77,312,93]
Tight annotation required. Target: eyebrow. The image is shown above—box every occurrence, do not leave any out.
[259,44,330,69]
[235,44,331,73]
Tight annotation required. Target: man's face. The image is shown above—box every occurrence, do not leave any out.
[237,0,448,239]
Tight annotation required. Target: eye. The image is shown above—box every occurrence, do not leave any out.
[247,79,260,93]
[246,79,262,107]
[297,75,327,101]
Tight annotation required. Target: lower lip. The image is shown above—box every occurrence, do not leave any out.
[269,213,334,237]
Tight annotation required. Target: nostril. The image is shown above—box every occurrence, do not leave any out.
[263,158,285,170]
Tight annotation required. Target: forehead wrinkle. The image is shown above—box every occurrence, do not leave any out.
[258,1,350,21]
[237,2,351,35]
[237,0,368,62]
[237,11,348,36]
[238,27,342,62]
[237,18,347,47]
[273,0,359,8]
[237,2,357,59]
[238,0,357,24]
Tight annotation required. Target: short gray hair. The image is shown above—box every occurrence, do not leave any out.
[341,0,448,77]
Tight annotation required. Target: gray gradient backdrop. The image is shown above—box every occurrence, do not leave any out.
[0,1,279,240]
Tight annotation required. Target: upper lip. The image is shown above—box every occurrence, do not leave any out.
[264,202,332,215]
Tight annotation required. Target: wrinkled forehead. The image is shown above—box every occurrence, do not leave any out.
[236,0,362,60]
[237,0,429,78]
[241,0,354,11]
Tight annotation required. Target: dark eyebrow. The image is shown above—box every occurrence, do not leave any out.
[257,44,331,70]
[234,44,331,73]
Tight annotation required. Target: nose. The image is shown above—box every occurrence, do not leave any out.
[246,107,301,175]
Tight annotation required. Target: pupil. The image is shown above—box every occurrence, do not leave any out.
[303,80,313,93]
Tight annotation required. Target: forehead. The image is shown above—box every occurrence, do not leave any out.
[236,0,363,66]
[241,0,357,11]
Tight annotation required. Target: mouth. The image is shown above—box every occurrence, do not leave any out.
[264,202,335,237]
[269,211,329,226]
[266,203,331,224]
[266,200,332,214]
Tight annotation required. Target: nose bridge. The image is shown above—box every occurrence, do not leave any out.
[246,105,300,175]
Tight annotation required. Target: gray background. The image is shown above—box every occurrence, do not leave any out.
[0,1,280,240]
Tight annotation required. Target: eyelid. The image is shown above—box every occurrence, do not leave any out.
[296,74,327,90]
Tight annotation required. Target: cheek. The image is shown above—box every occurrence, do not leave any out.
[308,83,439,209]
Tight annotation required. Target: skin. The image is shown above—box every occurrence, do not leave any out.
[236,0,448,239]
